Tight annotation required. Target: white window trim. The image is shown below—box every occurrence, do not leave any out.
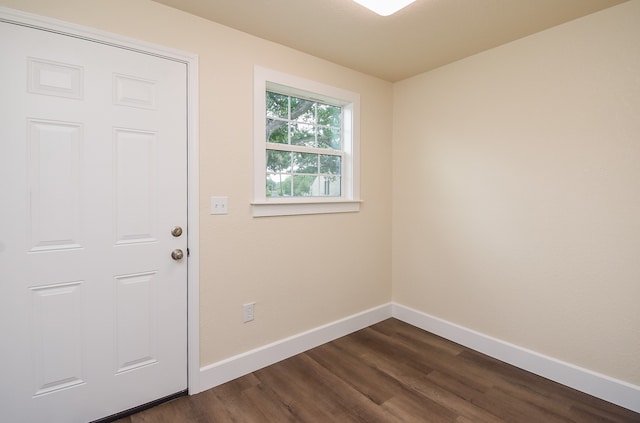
[252,66,361,217]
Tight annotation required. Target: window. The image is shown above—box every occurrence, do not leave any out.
[265,91,342,198]
[253,67,361,217]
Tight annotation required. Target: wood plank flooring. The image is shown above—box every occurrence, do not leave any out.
[115,319,640,422]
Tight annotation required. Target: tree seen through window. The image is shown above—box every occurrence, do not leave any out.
[266,91,342,197]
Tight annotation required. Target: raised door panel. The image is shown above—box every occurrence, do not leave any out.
[115,271,159,374]
[114,128,158,245]
[28,119,83,252]
[30,281,86,396]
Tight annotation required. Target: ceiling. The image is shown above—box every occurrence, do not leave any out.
[152,0,627,82]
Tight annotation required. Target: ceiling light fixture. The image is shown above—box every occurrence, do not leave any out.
[352,0,416,16]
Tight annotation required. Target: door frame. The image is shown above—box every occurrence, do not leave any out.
[0,7,201,394]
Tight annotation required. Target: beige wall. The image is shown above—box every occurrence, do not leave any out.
[393,1,640,385]
[0,0,393,365]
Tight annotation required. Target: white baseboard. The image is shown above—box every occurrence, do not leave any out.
[198,303,393,392]
[392,303,640,413]
[197,301,639,414]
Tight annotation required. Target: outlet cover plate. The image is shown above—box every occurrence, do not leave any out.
[243,302,255,323]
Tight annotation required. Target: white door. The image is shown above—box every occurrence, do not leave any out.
[0,19,188,423]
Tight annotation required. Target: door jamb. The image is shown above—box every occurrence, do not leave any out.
[0,7,201,394]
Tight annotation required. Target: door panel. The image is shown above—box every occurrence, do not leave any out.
[31,280,86,396]
[114,128,158,244]
[28,119,83,251]
[115,271,159,374]
[0,20,188,423]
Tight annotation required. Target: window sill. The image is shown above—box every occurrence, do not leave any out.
[251,200,361,217]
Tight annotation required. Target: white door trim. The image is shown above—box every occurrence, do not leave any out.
[0,7,201,394]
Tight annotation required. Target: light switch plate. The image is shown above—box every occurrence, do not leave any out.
[210,196,228,215]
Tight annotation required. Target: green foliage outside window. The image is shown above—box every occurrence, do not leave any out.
[266,91,342,197]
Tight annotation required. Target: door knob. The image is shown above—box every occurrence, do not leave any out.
[171,249,184,260]
[171,226,183,237]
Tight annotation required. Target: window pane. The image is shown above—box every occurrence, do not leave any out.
[267,174,292,197]
[266,119,288,144]
[266,150,292,173]
[293,175,316,197]
[320,155,341,174]
[266,92,288,119]
[317,103,341,127]
[317,175,341,196]
[290,97,314,123]
[293,152,318,174]
[306,175,342,197]
[290,123,315,147]
[317,127,341,150]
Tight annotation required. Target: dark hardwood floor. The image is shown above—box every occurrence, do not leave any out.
[116,318,640,422]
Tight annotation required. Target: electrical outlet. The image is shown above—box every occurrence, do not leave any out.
[210,196,228,215]
[242,302,255,323]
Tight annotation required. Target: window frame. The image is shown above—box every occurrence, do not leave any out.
[252,66,361,217]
